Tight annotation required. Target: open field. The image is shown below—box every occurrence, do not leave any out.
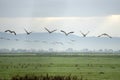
[0,54,120,80]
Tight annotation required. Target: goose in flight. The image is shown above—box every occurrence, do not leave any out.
[5,30,16,35]
[44,27,57,34]
[80,31,89,37]
[24,29,32,35]
[98,33,112,38]
[60,30,74,36]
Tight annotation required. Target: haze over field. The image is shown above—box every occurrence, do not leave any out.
[0,32,120,51]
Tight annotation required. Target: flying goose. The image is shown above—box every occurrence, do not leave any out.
[45,27,57,34]
[5,30,16,35]
[24,29,32,35]
[98,33,112,38]
[80,31,89,37]
[60,30,74,36]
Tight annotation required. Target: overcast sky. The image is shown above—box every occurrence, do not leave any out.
[0,0,120,17]
[0,0,120,37]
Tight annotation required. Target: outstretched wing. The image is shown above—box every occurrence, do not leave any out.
[24,29,29,34]
[51,29,57,33]
[106,34,112,38]
[12,31,16,35]
[67,32,74,35]
[98,33,112,38]
[60,30,67,35]
[85,31,90,35]
[5,30,11,33]
[44,27,51,33]
[24,28,32,35]
[98,33,107,37]
[80,31,85,36]
[98,34,103,37]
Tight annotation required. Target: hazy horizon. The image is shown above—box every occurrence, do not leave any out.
[0,32,120,51]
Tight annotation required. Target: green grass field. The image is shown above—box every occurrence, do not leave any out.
[0,54,120,80]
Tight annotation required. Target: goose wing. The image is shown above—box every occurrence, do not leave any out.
[105,34,112,38]
[51,29,57,33]
[61,30,67,35]
[67,31,74,35]
[85,31,90,35]
[12,31,16,35]
[80,31,85,36]
[24,29,29,34]
[5,30,11,33]
[45,27,51,33]
[98,34,103,37]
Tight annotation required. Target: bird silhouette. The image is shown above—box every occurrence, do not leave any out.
[60,30,74,36]
[5,30,16,35]
[98,33,112,38]
[44,27,57,34]
[80,31,89,37]
[24,29,32,35]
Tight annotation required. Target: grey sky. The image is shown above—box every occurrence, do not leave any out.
[0,0,120,17]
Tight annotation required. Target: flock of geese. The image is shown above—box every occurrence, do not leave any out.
[3,27,112,38]
[45,28,112,38]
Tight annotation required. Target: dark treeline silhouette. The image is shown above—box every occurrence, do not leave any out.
[11,74,83,80]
